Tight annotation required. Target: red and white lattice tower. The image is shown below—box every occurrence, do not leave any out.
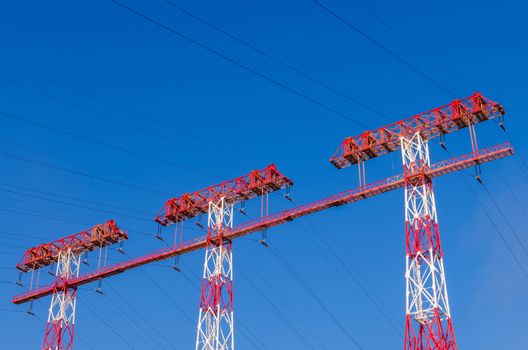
[42,249,81,350]
[196,197,235,350]
[401,133,457,350]
[15,220,127,350]
[329,93,505,349]
[152,164,292,350]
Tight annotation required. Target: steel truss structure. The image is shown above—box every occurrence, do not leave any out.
[330,92,504,168]
[12,93,511,350]
[401,133,456,350]
[13,143,513,305]
[155,164,293,226]
[155,165,291,350]
[15,221,127,350]
[196,198,235,350]
[42,249,81,350]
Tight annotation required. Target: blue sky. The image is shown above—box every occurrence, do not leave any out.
[0,0,526,349]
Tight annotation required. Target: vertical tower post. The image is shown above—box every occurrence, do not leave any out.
[196,197,235,350]
[400,133,457,350]
[42,249,81,350]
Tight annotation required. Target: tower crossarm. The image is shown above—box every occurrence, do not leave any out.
[330,92,505,168]
[154,164,293,226]
[12,143,512,305]
[16,220,128,273]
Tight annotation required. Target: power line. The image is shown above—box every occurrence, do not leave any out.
[300,215,402,339]
[98,290,174,350]
[0,179,151,216]
[237,266,318,350]
[111,0,370,128]
[0,137,172,201]
[0,58,256,161]
[311,0,459,98]
[0,74,233,164]
[0,109,222,180]
[79,298,139,350]
[161,0,390,121]
[493,164,528,221]
[0,148,171,196]
[460,173,528,280]
[480,181,528,257]
[0,186,151,222]
[347,0,472,90]
[237,249,329,350]
[267,243,365,349]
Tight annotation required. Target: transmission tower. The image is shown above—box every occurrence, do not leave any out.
[16,220,127,350]
[330,92,505,349]
[154,164,293,350]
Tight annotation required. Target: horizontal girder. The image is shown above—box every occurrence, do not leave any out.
[154,164,293,226]
[330,92,505,168]
[13,143,512,304]
[16,220,127,272]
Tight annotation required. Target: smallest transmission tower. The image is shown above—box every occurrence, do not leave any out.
[16,220,127,350]
[196,198,234,350]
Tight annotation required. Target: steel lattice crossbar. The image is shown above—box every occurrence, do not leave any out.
[12,142,512,305]
[330,92,505,168]
[16,220,128,272]
[154,164,293,226]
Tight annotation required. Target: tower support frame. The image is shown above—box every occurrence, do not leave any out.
[42,249,81,350]
[400,133,457,350]
[196,197,235,350]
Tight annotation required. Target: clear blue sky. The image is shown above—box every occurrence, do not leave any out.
[1,0,526,349]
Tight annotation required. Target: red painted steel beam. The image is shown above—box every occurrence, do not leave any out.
[12,143,512,304]
[154,164,293,226]
[16,220,128,272]
[330,92,505,168]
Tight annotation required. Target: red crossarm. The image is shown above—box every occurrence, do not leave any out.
[330,92,505,168]
[16,220,128,272]
[12,143,512,304]
[154,164,293,226]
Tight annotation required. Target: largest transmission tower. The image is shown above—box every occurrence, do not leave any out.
[330,92,505,350]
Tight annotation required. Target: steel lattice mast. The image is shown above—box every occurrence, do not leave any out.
[401,133,456,349]
[196,198,235,350]
[42,249,81,350]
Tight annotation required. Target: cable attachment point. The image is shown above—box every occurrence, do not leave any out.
[195,215,204,228]
[116,241,125,254]
[172,256,181,272]
[498,115,506,132]
[95,279,104,295]
[81,252,90,266]
[26,300,35,317]
[283,186,292,202]
[155,224,164,241]
[259,229,269,248]
[439,134,448,151]
[238,201,247,216]
[474,164,483,185]
[16,271,24,287]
